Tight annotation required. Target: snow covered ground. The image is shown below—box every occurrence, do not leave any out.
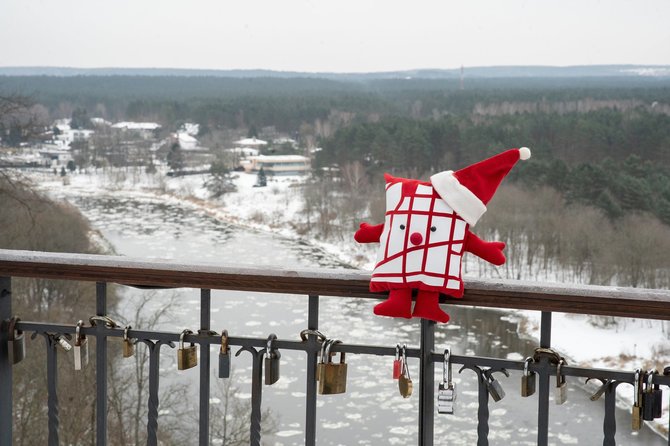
[24,166,670,438]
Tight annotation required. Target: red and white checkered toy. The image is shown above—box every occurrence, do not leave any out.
[355,147,531,323]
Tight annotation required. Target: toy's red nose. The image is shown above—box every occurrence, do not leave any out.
[410,232,423,245]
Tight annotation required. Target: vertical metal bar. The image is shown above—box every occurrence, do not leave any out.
[199,289,211,446]
[602,383,617,446]
[537,311,552,446]
[46,336,60,446]
[96,282,108,446]
[305,295,319,446]
[0,277,12,446]
[146,341,164,446]
[249,351,263,446]
[419,319,435,446]
[540,311,552,348]
[476,374,490,446]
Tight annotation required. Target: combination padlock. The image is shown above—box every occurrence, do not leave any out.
[7,317,25,365]
[264,334,281,385]
[177,329,198,370]
[218,330,231,378]
[437,348,456,415]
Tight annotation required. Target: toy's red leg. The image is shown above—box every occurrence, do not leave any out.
[412,290,450,323]
[374,288,412,319]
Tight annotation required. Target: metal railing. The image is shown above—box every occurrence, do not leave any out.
[2,248,670,446]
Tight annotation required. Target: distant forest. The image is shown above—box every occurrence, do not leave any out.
[2,74,670,226]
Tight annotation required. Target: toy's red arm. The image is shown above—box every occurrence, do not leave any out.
[464,231,506,266]
[354,223,384,243]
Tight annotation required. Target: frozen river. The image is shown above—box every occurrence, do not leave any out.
[51,187,664,446]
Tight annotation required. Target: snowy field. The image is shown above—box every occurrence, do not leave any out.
[24,166,670,438]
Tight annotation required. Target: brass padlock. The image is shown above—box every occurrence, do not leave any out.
[398,344,413,398]
[319,340,347,395]
[218,330,231,379]
[264,334,280,385]
[73,320,89,371]
[7,317,25,365]
[122,325,135,358]
[177,329,198,370]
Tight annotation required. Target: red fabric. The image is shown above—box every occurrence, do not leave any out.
[464,232,506,265]
[453,149,521,205]
[354,223,384,243]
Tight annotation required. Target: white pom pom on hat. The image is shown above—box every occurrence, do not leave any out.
[519,147,531,160]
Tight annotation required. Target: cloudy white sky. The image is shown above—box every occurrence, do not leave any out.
[1,0,668,72]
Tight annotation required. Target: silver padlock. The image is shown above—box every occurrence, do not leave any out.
[437,348,456,414]
[485,369,508,402]
[73,320,89,371]
[555,359,567,405]
[7,317,25,365]
[521,357,536,397]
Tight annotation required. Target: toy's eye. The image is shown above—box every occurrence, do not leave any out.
[430,226,437,232]
[399,224,406,230]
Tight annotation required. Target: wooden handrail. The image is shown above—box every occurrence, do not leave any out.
[1,248,669,320]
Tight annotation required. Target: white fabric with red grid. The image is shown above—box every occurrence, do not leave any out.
[371,181,468,292]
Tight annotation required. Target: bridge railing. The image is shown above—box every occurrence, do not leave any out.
[1,248,670,446]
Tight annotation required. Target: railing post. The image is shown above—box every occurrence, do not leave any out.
[95,282,108,446]
[0,277,12,446]
[305,295,319,446]
[419,318,435,446]
[537,311,552,446]
[199,289,211,446]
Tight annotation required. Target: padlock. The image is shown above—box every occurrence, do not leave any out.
[218,330,231,379]
[177,329,198,370]
[632,370,643,429]
[555,359,567,405]
[264,334,281,385]
[398,344,413,398]
[122,325,134,358]
[73,320,89,371]
[7,317,25,365]
[485,370,506,402]
[521,357,536,397]
[393,344,402,380]
[642,370,663,420]
[437,348,456,414]
[319,340,347,395]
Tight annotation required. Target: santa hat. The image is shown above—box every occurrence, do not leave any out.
[430,147,531,226]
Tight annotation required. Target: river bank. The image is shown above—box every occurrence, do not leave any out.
[25,166,670,440]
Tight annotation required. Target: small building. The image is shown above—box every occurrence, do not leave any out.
[234,137,268,148]
[242,155,310,175]
[111,122,161,139]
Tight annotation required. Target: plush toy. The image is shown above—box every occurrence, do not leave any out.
[355,147,531,323]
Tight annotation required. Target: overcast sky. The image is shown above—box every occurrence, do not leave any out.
[1,0,668,73]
